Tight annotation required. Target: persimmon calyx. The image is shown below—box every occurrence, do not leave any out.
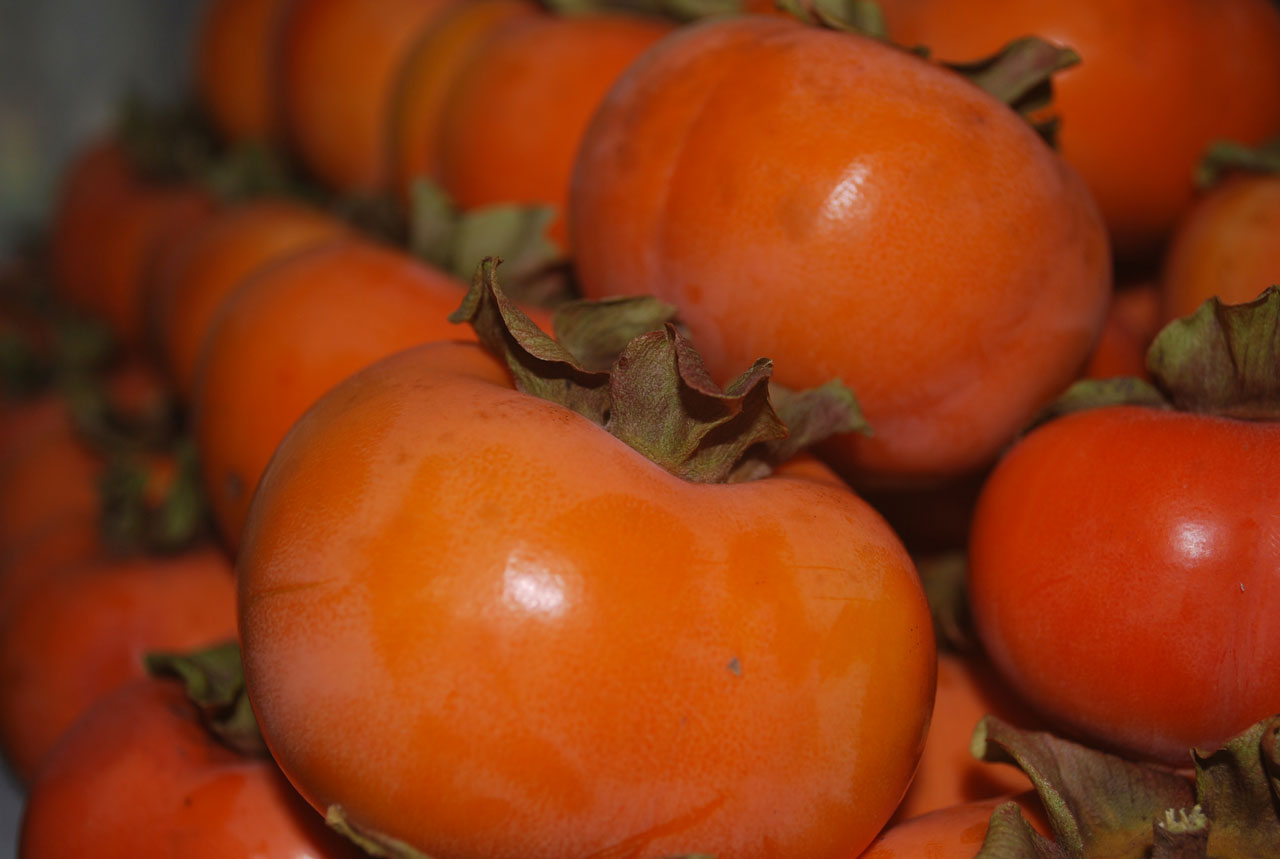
[408,179,569,306]
[777,0,887,39]
[1196,137,1280,189]
[326,806,433,859]
[971,715,1280,859]
[915,551,976,654]
[1146,285,1280,420]
[118,97,302,202]
[1032,286,1280,427]
[100,437,207,554]
[450,258,868,483]
[145,641,267,758]
[941,38,1079,147]
[540,0,739,22]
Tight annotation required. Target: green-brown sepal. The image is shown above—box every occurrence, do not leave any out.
[145,641,266,758]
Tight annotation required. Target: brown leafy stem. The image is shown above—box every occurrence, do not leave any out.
[448,258,868,483]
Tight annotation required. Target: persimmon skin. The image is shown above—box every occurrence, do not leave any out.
[0,425,101,550]
[969,406,1280,764]
[239,341,936,859]
[19,678,362,859]
[85,182,216,348]
[147,199,350,399]
[49,141,137,313]
[279,0,459,193]
[191,238,477,550]
[1161,175,1280,323]
[195,0,290,143]
[891,652,1038,822]
[881,0,1280,260]
[437,12,673,248]
[571,16,1110,482]
[863,792,1048,858]
[0,547,236,783]
[391,0,539,198]
[1081,282,1160,380]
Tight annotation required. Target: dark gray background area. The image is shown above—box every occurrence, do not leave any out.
[1,0,206,254]
[0,1,207,853]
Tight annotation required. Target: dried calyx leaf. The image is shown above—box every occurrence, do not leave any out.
[145,641,267,757]
[541,0,739,21]
[777,0,887,38]
[326,807,433,859]
[450,258,867,483]
[1190,715,1280,857]
[118,97,302,202]
[915,551,976,654]
[778,3,1076,145]
[99,437,207,554]
[1145,286,1280,420]
[1032,286,1280,427]
[1196,138,1280,189]
[408,180,571,306]
[941,38,1079,146]
[1027,376,1169,430]
[971,716,1195,858]
[971,715,1280,859]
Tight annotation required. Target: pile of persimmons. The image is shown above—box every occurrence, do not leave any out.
[1,0,1279,856]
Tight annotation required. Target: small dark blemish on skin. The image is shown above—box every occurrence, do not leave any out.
[226,472,245,501]
[727,657,742,676]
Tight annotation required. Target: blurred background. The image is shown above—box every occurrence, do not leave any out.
[0,0,206,851]
[0,0,206,256]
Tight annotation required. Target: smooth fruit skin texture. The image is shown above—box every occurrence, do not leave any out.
[571,16,1110,482]
[0,547,237,782]
[279,0,458,193]
[437,12,673,248]
[191,238,475,550]
[891,652,1038,822]
[391,0,538,198]
[19,678,362,859]
[1161,175,1280,323]
[147,199,350,399]
[239,342,936,859]
[862,792,1048,858]
[881,0,1280,260]
[196,0,290,143]
[969,406,1280,764]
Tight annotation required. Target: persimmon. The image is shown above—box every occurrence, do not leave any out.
[571,15,1110,482]
[1081,281,1161,380]
[969,292,1280,763]
[146,198,350,398]
[0,419,101,550]
[49,141,136,313]
[390,0,539,198]
[49,138,216,346]
[20,656,361,858]
[278,0,459,193]
[1161,174,1280,323]
[238,272,935,858]
[864,792,1047,858]
[437,10,673,248]
[190,238,498,549]
[0,516,100,623]
[195,0,291,144]
[879,0,1280,260]
[971,405,1280,763]
[891,651,1039,822]
[0,546,236,782]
